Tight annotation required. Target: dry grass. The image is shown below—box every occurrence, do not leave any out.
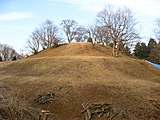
[0,84,39,120]
[28,42,113,58]
[0,42,160,120]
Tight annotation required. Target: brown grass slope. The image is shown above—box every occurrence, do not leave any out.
[29,42,113,58]
[0,42,160,120]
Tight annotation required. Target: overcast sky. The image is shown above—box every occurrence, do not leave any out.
[0,0,160,52]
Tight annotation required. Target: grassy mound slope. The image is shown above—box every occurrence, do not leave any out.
[0,42,160,120]
[29,42,113,58]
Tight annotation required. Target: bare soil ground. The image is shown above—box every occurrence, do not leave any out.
[0,42,160,120]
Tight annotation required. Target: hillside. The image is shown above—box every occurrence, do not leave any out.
[29,42,113,58]
[0,42,160,120]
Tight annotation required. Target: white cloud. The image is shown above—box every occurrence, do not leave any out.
[52,0,160,18]
[111,0,160,18]
[57,0,106,12]
[0,12,35,21]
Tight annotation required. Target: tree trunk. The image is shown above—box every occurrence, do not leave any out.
[115,49,118,57]
[116,41,120,57]
[112,42,115,56]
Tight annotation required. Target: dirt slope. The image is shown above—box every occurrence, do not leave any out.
[0,42,160,120]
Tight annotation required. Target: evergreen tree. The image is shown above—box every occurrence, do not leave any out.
[148,38,157,48]
[148,43,160,64]
[148,38,157,53]
[134,42,149,59]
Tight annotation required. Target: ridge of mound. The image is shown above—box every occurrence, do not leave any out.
[29,42,113,58]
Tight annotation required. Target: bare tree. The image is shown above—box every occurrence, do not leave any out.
[27,29,40,54]
[82,26,96,43]
[154,18,160,40]
[97,6,140,56]
[60,19,78,43]
[40,20,59,48]
[79,25,96,43]
[94,26,111,45]
[75,25,110,45]
[0,44,3,60]
[75,26,89,42]
[27,20,60,54]
[0,43,19,61]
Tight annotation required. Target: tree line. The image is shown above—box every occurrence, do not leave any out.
[1,5,160,63]
[26,6,140,56]
[134,38,160,64]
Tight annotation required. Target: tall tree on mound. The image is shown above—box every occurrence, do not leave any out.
[79,25,96,43]
[74,26,88,42]
[39,20,59,48]
[60,19,79,43]
[83,25,111,45]
[27,29,40,54]
[97,6,140,56]
[27,20,60,54]
[89,25,110,45]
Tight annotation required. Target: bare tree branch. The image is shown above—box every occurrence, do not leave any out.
[60,19,78,43]
[27,20,60,54]
[97,6,140,56]
[154,18,160,40]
